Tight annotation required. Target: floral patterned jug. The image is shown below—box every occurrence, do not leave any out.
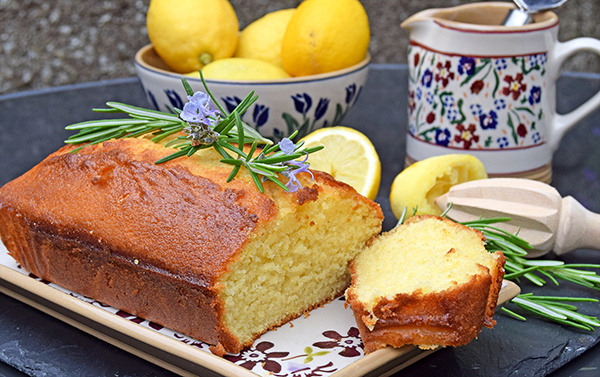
[402,2,600,182]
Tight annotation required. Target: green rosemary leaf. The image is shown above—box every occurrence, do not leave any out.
[550,306,600,327]
[534,301,579,311]
[65,119,150,130]
[460,217,512,225]
[151,127,184,143]
[303,146,325,154]
[92,107,121,113]
[235,111,244,149]
[256,152,304,165]
[154,148,191,164]
[226,164,241,182]
[218,140,246,158]
[213,141,232,160]
[515,258,565,267]
[524,272,546,286]
[537,269,560,286]
[163,136,189,148]
[549,271,596,288]
[247,164,278,178]
[249,170,264,193]
[563,264,600,269]
[250,162,287,172]
[66,126,129,144]
[246,141,258,162]
[265,176,289,192]
[526,296,599,303]
[195,72,227,115]
[220,158,244,166]
[106,102,181,122]
[512,297,567,319]
[503,266,542,280]
[181,77,194,97]
[501,306,527,321]
[187,145,201,157]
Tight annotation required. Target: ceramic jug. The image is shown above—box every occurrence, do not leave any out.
[402,2,600,182]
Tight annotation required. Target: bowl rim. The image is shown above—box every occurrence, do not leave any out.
[134,44,370,86]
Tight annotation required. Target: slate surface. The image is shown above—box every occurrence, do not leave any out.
[1,66,600,376]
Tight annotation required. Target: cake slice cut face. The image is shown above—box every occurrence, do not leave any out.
[0,138,383,355]
[346,215,505,353]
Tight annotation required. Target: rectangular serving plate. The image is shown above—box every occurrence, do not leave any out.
[0,242,520,377]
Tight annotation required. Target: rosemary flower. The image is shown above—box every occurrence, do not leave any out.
[278,137,314,192]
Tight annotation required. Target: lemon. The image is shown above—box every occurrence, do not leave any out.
[300,126,380,200]
[389,154,488,219]
[235,9,296,69]
[187,58,291,81]
[147,0,239,73]
[281,0,370,76]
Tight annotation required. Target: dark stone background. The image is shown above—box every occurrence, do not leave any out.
[1,0,599,96]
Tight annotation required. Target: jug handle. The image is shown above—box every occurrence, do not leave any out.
[550,38,600,152]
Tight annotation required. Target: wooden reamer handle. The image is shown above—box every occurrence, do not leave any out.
[554,196,600,255]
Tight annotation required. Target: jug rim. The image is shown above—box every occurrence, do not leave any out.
[401,2,558,33]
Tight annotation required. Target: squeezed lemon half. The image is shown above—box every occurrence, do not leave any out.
[390,154,488,219]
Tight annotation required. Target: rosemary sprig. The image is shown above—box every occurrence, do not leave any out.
[64,71,323,193]
[457,215,600,331]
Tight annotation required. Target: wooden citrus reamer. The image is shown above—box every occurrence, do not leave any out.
[434,178,600,258]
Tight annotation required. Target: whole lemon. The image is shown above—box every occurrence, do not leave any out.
[281,0,370,76]
[188,58,291,81]
[147,0,239,73]
[235,9,296,69]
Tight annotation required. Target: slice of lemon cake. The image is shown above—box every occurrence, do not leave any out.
[345,215,505,353]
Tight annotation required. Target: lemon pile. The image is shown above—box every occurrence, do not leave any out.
[146,0,370,80]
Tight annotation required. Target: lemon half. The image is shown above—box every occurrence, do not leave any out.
[389,154,488,219]
[300,127,381,200]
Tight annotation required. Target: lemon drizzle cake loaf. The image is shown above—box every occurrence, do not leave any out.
[345,215,505,353]
[0,138,383,355]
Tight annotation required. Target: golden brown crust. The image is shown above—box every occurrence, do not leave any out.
[0,138,382,355]
[346,215,505,354]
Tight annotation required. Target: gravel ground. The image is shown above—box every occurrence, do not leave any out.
[1,0,599,95]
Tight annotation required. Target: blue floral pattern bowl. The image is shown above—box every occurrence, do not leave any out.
[135,44,370,141]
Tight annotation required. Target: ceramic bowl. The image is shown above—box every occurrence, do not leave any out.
[134,44,370,141]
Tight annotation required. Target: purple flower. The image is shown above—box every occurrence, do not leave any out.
[165,89,184,110]
[252,104,269,127]
[221,96,242,113]
[292,93,312,116]
[279,138,295,155]
[314,98,330,121]
[435,128,451,146]
[528,86,542,105]
[480,110,498,130]
[282,155,314,193]
[345,83,357,104]
[421,68,433,88]
[180,91,218,124]
[458,57,476,75]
